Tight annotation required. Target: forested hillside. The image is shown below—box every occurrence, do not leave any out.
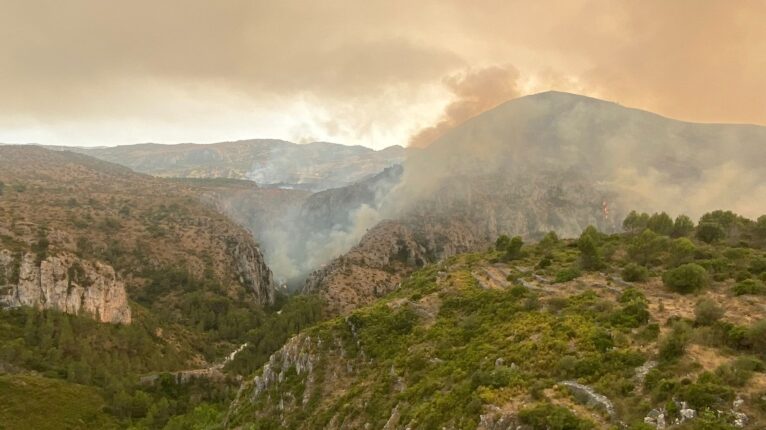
[0,146,301,428]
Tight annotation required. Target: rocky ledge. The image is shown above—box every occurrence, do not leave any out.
[0,250,131,324]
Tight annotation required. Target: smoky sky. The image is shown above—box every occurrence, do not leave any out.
[1,0,764,148]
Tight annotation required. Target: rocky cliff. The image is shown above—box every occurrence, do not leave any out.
[226,233,276,305]
[303,218,482,314]
[0,250,131,324]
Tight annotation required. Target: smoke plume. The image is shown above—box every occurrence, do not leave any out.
[408,65,520,148]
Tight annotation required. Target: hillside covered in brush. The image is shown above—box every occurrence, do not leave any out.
[227,209,766,430]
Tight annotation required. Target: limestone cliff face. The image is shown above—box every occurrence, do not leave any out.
[226,234,276,305]
[303,218,483,315]
[0,250,131,324]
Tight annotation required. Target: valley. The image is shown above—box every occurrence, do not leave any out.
[1,93,766,429]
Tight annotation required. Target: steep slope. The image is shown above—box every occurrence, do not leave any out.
[0,145,289,429]
[228,220,766,430]
[0,145,276,321]
[302,92,766,314]
[54,140,406,192]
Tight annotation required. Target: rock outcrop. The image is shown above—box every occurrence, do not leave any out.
[0,250,131,324]
[559,380,617,422]
[302,216,488,315]
[226,234,276,305]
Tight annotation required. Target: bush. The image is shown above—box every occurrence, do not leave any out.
[536,255,553,269]
[679,380,734,410]
[539,231,559,249]
[669,238,696,267]
[496,235,524,261]
[628,229,667,266]
[694,298,725,326]
[749,257,766,275]
[663,263,708,294]
[622,263,649,282]
[748,320,766,355]
[659,322,690,362]
[733,278,765,296]
[715,362,754,387]
[518,403,594,430]
[612,288,650,328]
[555,267,581,283]
[578,234,603,271]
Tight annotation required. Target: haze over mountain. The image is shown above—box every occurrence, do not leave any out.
[53,140,405,192]
[295,92,766,308]
[68,92,766,289]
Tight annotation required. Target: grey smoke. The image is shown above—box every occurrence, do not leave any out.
[225,92,766,285]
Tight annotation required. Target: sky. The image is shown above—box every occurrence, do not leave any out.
[1,0,764,149]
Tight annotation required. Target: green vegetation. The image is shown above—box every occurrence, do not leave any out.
[4,207,766,429]
[228,208,766,429]
[694,298,725,326]
[663,263,708,294]
[622,263,649,282]
[496,234,525,261]
[518,403,594,429]
[0,291,324,429]
[733,278,765,296]
[0,374,118,429]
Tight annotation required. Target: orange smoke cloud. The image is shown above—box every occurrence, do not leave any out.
[408,65,520,148]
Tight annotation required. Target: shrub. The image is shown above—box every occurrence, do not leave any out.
[663,263,708,294]
[536,255,553,269]
[715,362,754,387]
[679,380,734,410]
[619,287,647,304]
[518,403,594,430]
[578,234,603,271]
[539,231,559,249]
[636,323,660,342]
[669,238,696,267]
[749,258,766,275]
[622,263,649,282]
[497,235,524,261]
[495,235,511,251]
[554,266,581,283]
[733,278,765,296]
[628,229,667,266]
[694,298,725,326]
[658,322,691,362]
[748,320,766,355]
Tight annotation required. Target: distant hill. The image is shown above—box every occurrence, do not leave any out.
[49,140,406,192]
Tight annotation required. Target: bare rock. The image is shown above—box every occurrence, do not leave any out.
[0,250,131,324]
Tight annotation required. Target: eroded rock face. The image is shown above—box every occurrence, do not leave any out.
[303,221,431,314]
[0,250,131,324]
[226,234,276,305]
[560,381,617,421]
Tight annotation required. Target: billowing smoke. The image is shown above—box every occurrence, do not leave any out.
[408,65,520,148]
[220,88,766,287]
